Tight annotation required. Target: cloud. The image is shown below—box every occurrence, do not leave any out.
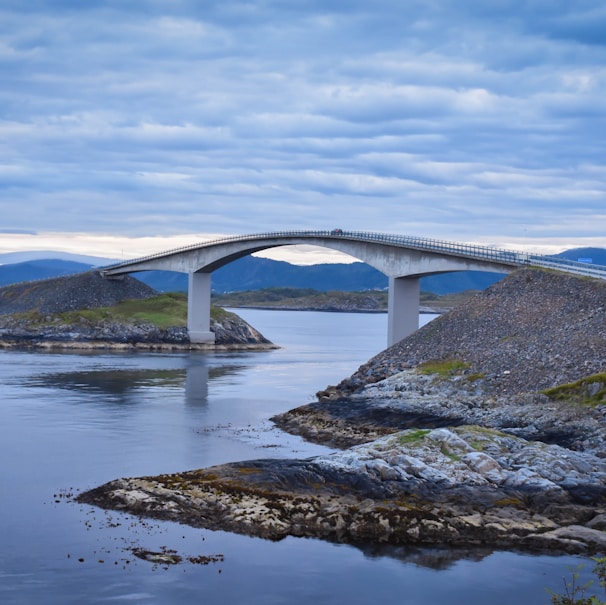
[0,0,604,259]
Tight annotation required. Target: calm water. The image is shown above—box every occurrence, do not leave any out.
[0,310,593,604]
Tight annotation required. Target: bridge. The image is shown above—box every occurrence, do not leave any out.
[101,230,606,346]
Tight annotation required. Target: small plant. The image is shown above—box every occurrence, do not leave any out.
[547,557,606,605]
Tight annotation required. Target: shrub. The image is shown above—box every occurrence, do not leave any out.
[548,557,606,605]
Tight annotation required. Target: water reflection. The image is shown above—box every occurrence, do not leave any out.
[0,311,596,605]
[358,543,495,570]
[23,363,247,406]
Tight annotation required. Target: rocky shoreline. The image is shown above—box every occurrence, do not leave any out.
[77,424,606,554]
[77,268,606,555]
[0,315,274,350]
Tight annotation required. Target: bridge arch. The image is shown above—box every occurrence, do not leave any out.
[103,232,517,277]
[102,230,606,346]
[102,231,522,346]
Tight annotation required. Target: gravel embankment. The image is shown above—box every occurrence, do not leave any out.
[331,268,606,398]
[0,271,157,315]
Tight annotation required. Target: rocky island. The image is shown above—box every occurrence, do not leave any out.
[0,271,272,349]
[78,268,606,554]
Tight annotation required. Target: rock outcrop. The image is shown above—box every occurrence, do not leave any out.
[77,268,606,554]
[78,425,606,554]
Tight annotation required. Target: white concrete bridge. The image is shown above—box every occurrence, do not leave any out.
[101,230,606,346]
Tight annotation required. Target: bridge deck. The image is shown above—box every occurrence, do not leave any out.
[102,230,606,281]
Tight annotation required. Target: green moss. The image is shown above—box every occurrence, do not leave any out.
[440,446,462,462]
[398,429,431,446]
[46,293,188,328]
[542,373,606,407]
[417,358,471,377]
[113,292,188,327]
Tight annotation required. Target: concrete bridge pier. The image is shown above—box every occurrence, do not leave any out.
[387,276,420,347]
[187,271,215,343]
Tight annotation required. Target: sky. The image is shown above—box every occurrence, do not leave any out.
[1,0,605,263]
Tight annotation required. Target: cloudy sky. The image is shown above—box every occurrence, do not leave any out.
[1,0,605,262]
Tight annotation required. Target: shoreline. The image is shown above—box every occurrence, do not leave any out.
[221,305,445,314]
[77,414,606,555]
[0,338,279,352]
[77,366,606,555]
[76,269,606,555]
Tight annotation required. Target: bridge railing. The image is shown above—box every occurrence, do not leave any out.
[100,229,522,271]
[338,230,522,265]
[100,229,606,281]
[525,255,606,279]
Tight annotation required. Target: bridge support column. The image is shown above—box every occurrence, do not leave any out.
[387,276,420,347]
[187,271,215,343]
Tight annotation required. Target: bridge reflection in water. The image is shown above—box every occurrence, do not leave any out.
[24,363,249,407]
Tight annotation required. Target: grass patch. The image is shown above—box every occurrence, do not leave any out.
[542,373,606,407]
[210,305,239,322]
[398,429,431,446]
[56,293,188,328]
[418,358,471,378]
[440,445,462,462]
[11,293,241,330]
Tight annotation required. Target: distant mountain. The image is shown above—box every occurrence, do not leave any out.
[0,255,495,294]
[0,251,114,266]
[138,257,504,295]
[2,247,604,295]
[0,259,96,287]
[212,256,388,292]
[421,271,504,295]
[553,247,606,266]
[130,257,388,293]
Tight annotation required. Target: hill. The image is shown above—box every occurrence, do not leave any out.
[330,267,606,400]
[555,247,606,265]
[0,270,156,315]
[0,259,97,287]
